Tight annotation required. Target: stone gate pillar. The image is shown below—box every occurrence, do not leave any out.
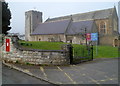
[61,44,73,64]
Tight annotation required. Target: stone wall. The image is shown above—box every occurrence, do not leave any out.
[2,37,70,65]
[99,35,118,46]
[31,34,66,42]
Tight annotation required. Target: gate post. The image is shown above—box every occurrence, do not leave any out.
[68,44,73,64]
[91,45,93,60]
[61,44,73,64]
[62,44,73,64]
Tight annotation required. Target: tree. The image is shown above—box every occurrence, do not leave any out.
[2,1,11,35]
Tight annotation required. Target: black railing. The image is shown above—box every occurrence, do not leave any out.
[73,45,93,64]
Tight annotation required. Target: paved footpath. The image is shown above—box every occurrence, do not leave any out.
[2,58,118,85]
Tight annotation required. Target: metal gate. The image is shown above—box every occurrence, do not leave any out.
[73,45,93,63]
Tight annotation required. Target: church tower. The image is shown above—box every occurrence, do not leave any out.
[25,10,42,41]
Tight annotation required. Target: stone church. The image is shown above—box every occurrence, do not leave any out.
[25,7,119,46]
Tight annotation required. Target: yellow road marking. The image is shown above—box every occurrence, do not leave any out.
[102,75,118,82]
[70,65,85,70]
[70,65,76,67]
[100,80,106,82]
[88,76,100,84]
[109,78,113,80]
[57,66,63,71]
[57,66,77,84]
[64,73,76,84]
[109,78,117,80]
[24,69,30,73]
[56,82,63,84]
[98,78,117,82]
[82,74,86,76]
[40,67,47,78]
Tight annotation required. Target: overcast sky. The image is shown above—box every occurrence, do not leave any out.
[6,0,119,34]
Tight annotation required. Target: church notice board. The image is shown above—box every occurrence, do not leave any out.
[91,33,98,41]
[86,33,98,41]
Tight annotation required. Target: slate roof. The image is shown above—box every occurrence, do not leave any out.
[32,19,71,35]
[66,20,94,35]
[45,8,114,22]
[32,19,95,35]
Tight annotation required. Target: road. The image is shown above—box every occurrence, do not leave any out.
[8,58,119,85]
[2,64,55,85]
[42,58,118,84]
[1,58,119,85]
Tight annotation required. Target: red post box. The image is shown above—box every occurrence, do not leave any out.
[6,38,10,52]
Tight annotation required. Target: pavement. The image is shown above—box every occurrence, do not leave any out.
[2,58,119,85]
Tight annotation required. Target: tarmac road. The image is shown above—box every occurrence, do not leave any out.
[2,64,54,85]
[1,58,119,85]
[42,58,118,84]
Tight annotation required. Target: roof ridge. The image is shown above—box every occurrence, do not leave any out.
[73,19,94,23]
[43,19,71,24]
[46,7,114,22]
[74,7,114,16]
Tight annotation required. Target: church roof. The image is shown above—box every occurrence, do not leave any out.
[45,8,114,22]
[66,20,94,35]
[32,19,95,35]
[32,19,71,35]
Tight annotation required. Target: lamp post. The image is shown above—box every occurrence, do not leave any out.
[80,27,87,46]
[80,27,87,48]
[85,28,87,47]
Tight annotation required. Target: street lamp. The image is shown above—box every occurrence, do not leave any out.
[80,27,87,47]
[85,28,87,47]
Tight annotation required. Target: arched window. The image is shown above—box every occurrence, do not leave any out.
[99,21,106,34]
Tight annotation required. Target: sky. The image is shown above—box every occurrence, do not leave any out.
[5,0,120,35]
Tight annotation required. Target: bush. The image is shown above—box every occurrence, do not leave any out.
[25,62,30,65]
[15,60,19,63]
[20,43,24,45]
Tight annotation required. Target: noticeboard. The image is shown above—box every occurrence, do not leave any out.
[91,33,98,41]
[86,33,91,41]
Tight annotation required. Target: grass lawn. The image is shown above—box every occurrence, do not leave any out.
[19,41,67,50]
[93,45,118,58]
[19,40,118,58]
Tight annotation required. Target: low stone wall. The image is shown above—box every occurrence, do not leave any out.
[2,36,70,65]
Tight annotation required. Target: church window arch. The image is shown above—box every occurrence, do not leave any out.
[99,21,106,34]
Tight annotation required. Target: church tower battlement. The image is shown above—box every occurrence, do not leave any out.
[25,10,42,41]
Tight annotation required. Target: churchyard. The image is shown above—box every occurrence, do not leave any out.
[19,40,118,58]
